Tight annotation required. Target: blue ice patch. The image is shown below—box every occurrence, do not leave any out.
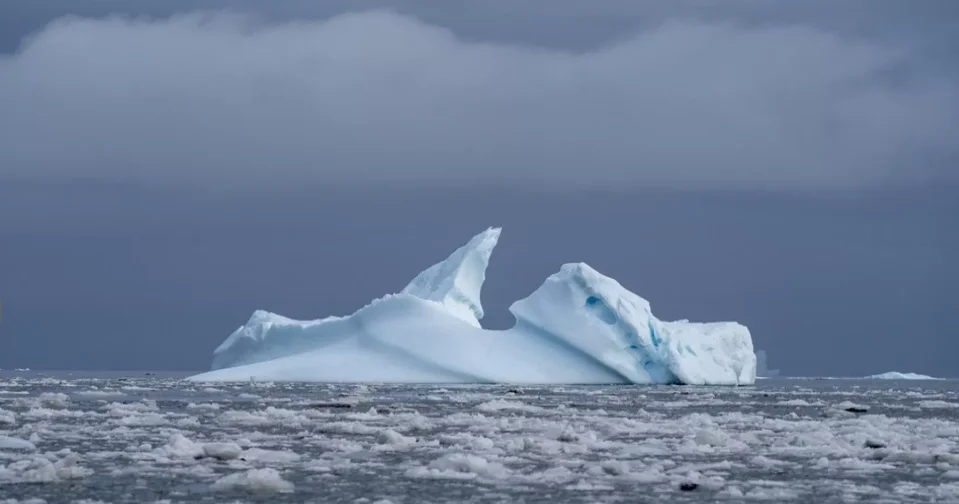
[584,296,618,325]
[649,325,661,348]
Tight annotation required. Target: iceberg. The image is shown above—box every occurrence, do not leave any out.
[189,228,756,385]
[866,372,940,380]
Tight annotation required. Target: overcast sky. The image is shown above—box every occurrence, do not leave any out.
[0,1,956,376]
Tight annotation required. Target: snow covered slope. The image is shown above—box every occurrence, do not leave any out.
[191,228,756,385]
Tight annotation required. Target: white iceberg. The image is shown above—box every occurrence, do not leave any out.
[866,372,940,380]
[189,228,756,385]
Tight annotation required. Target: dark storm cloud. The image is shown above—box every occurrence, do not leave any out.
[1,10,956,189]
[0,1,956,377]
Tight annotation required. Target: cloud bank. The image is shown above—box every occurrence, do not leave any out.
[0,11,956,189]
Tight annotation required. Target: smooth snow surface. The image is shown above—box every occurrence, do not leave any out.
[193,228,756,385]
[868,372,941,380]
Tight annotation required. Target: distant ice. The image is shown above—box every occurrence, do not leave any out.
[867,372,941,380]
[755,350,780,377]
[191,228,756,385]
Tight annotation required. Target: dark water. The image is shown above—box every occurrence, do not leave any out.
[1,373,957,503]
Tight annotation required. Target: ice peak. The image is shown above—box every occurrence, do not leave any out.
[555,262,652,312]
[401,227,501,327]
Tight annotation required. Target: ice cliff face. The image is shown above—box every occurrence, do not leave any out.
[194,228,756,385]
[510,263,754,386]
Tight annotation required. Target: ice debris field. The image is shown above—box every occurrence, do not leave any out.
[1,375,958,503]
[190,228,756,385]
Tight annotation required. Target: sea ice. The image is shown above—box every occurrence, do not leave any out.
[190,228,756,385]
[210,468,294,493]
[0,436,35,451]
[2,373,958,501]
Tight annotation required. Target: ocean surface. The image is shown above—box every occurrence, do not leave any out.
[1,371,957,503]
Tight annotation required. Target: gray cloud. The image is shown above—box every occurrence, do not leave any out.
[1,10,956,189]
